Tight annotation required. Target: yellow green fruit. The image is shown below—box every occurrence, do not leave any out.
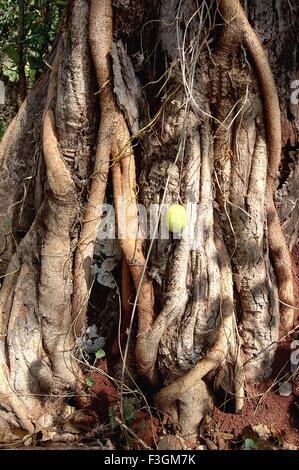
[165,204,187,233]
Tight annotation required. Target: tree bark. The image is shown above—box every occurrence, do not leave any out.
[18,0,27,102]
[0,0,297,447]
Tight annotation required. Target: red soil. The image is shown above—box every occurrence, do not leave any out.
[129,411,159,449]
[78,359,118,422]
[78,359,158,448]
[213,381,299,447]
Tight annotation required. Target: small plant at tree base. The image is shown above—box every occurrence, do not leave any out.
[122,398,136,427]
[95,349,106,360]
[242,438,258,450]
[85,377,94,387]
[108,398,136,431]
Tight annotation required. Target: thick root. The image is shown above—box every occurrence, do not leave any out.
[219,0,294,335]
[72,0,112,335]
[155,219,238,436]
[81,0,155,372]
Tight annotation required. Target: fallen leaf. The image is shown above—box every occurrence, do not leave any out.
[158,435,185,450]
[197,444,208,450]
[252,424,271,441]
[216,433,228,450]
[205,438,218,450]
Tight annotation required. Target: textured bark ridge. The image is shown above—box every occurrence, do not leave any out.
[135,0,296,437]
[0,0,297,445]
[0,1,94,443]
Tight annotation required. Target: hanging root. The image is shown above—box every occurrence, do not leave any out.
[80,0,155,369]
[72,0,112,335]
[111,259,132,356]
[111,95,155,382]
[135,236,190,385]
[37,42,84,388]
[0,0,294,446]
[218,0,294,335]
[0,41,83,440]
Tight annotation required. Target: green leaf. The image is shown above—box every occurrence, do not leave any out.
[136,419,146,433]
[2,64,18,83]
[0,121,6,139]
[3,45,19,65]
[243,438,257,450]
[29,67,36,83]
[95,349,106,359]
[2,218,12,232]
[123,399,136,427]
[85,377,94,387]
[108,406,118,430]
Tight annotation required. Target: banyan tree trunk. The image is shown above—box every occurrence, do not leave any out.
[0,0,298,445]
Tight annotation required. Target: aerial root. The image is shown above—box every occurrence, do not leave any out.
[63,0,290,436]
[218,0,294,335]
[155,223,242,433]
[81,0,155,370]
[111,259,133,356]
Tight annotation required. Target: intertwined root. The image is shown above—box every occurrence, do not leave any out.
[155,223,239,436]
[72,0,155,342]
[219,0,294,335]
[135,0,294,439]
[0,1,91,441]
[74,0,293,440]
[0,0,295,446]
[0,40,82,442]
